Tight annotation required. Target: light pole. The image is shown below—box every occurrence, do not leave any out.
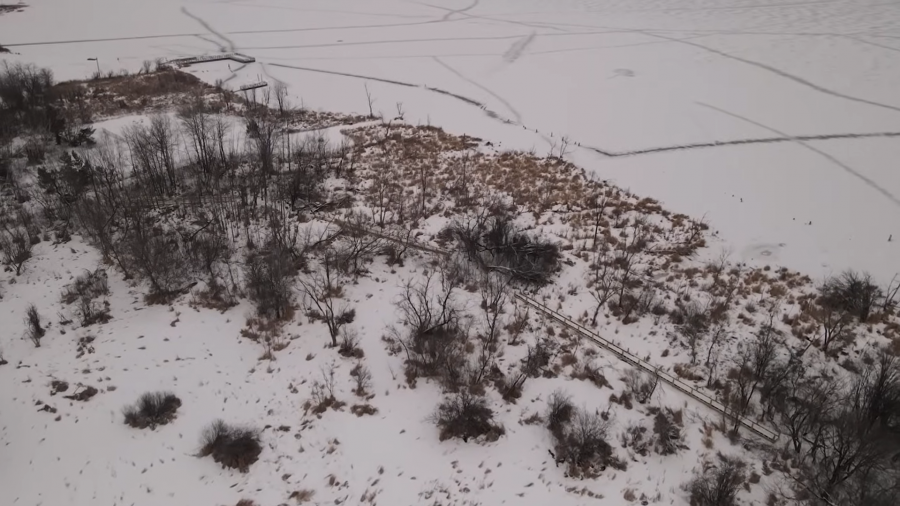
[86,57,100,76]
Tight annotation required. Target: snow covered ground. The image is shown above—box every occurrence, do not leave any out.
[3,0,899,283]
[3,1,900,505]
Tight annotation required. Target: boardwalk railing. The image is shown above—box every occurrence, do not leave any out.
[162,52,256,69]
[512,293,779,442]
[332,220,780,442]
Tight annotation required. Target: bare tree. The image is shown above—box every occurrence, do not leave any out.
[364,82,376,118]
[810,297,853,354]
[125,220,188,299]
[273,83,290,119]
[687,455,745,506]
[588,251,615,325]
[245,242,296,319]
[245,108,280,175]
[623,368,659,404]
[179,99,220,183]
[779,375,842,454]
[822,271,883,322]
[333,214,383,276]
[472,271,508,385]
[298,249,354,347]
[677,301,710,365]
[883,274,900,314]
[0,225,32,275]
[727,323,783,433]
[394,268,466,387]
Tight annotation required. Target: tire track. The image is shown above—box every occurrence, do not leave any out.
[696,102,900,208]
[502,32,536,63]
[584,130,900,158]
[634,30,900,115]
[440,0,479,22]
[432,57,522,123]
[181,8,235,52]
[264,61,515,123]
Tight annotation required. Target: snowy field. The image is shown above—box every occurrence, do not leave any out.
[3,1,900,506]
[2,0,898,282]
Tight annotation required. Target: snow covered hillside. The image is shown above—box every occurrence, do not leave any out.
[2,2,900,506]
[2,0,899,282]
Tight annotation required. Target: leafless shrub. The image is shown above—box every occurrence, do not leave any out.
[588,252,616,324]
[503,340,552,400]
[686,455,745,506]
[675,301,710,365]
[75,294,111,326]
[309,365,343,414]
[622,369,659,404]
[821,270,883,322]
[726,323,784,434]
[451,214,561,285]
[350,361,372,396]
[299,250,354,347]
[123,391,181,429]
[350,404,378,416]
[61,269,109,304]
[547,389,575,438]
[572,362,612,389]
[394,269,467,389]
[24,303,45,347]
[125,225,189,301]
[198,420,262,473]
[620,421,650,456]
[124,114,179,199]
[338,327,364,358]
[652,408,685,456]
[1,226,32,275]
[551,407,622,478]
[245,242,296,319]
[433,391,504,442]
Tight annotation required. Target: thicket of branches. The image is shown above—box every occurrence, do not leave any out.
[545,390,624,478]
[451,213,560,285]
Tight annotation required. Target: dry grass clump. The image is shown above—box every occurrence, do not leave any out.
[50,71,228,119]
[123,391,181,429]
[198,420,262,472]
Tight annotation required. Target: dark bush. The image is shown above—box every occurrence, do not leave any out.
[820,270,882,322]
[75,295,111,326]
[65,270,108,302]
[123,391,181,429]
[433,391,504,442]
[653,408,685,456]
[64,385,98,401]
[199,420,262,472]
[1,226,33,276]
[24,303,44,347]
[546,389,574,437]
[244,244,296,319]
[549,405,623,478]
[62,268,109,304]
[687,455,745,506]
[557,409,617,477]
[451,215,560,285]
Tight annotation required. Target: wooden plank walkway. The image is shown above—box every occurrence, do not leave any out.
[332,219,780,442]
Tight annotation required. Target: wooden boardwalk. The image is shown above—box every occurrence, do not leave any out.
[333,220,780,442]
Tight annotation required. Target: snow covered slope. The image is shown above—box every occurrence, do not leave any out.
[3,0,899,282]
